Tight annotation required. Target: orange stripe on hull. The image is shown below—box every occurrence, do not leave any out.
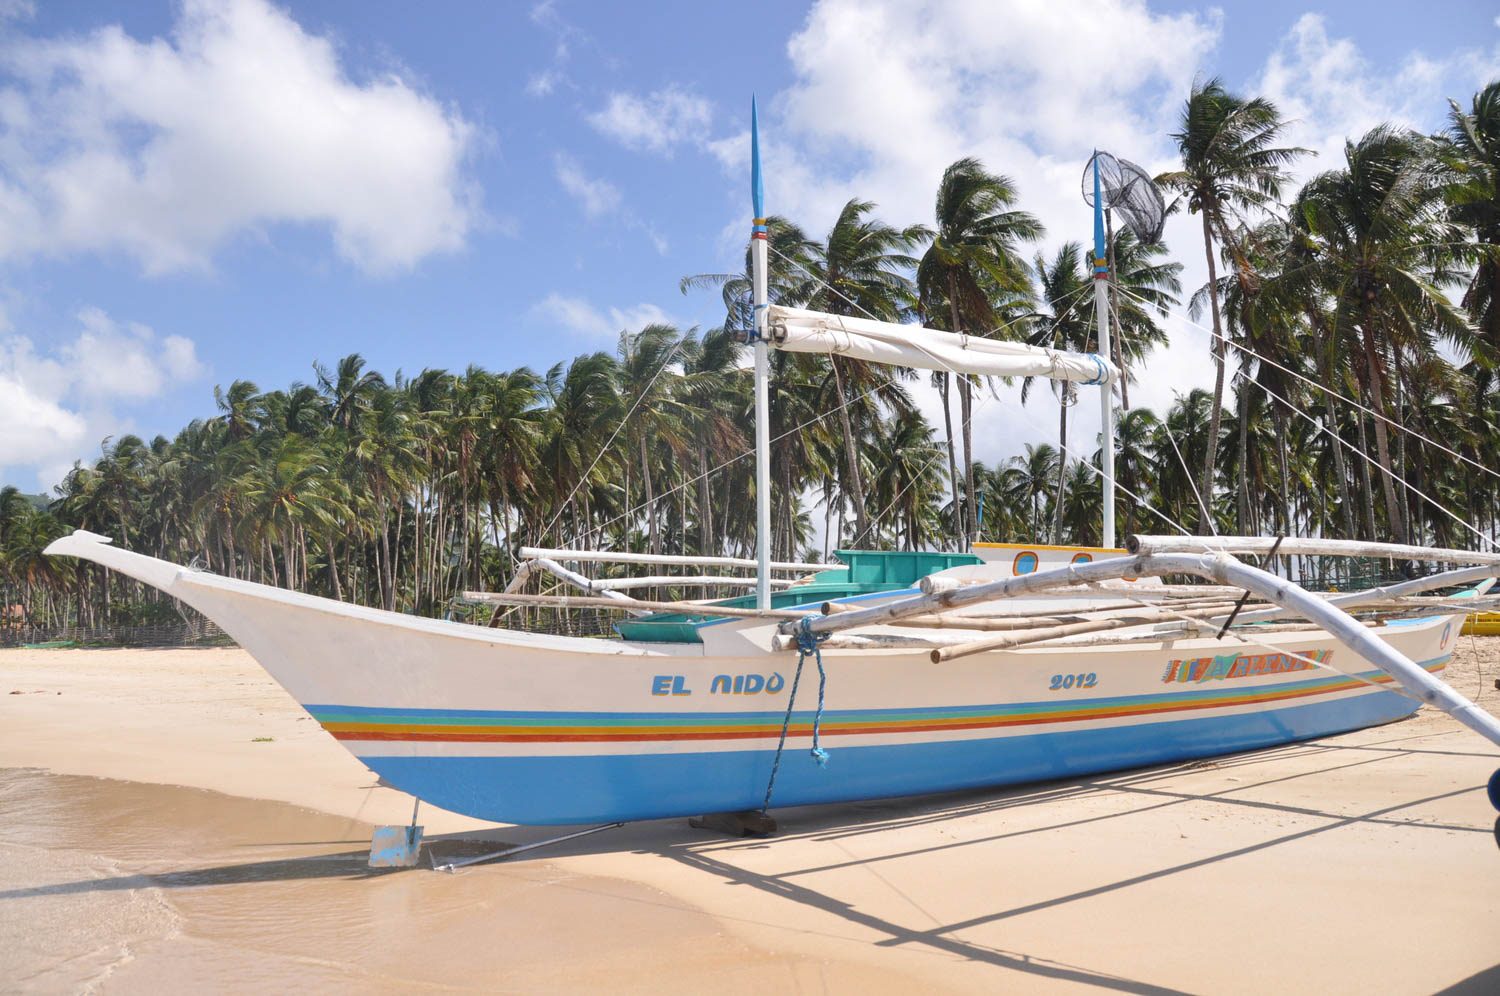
[327,667,1437,745]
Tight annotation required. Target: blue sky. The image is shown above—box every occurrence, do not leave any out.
[2,0,1498,492]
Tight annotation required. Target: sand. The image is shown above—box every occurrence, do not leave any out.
[2,642,1498,993]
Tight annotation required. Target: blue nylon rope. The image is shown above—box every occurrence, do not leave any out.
[760,617,830,814]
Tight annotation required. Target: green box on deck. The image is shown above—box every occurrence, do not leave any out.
[614,549,981,643]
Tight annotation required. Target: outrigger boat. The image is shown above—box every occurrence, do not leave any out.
[43,106,1500,843]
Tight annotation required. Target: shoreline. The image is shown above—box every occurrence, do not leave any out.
[3,644,1499,991]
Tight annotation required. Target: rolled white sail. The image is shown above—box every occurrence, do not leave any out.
[767,305,1114,385]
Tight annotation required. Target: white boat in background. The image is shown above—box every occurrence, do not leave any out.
[42,103,1500,837]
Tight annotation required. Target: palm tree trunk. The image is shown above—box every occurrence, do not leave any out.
[697,448,713,555]
[1197,212,1226,535]
[1308,310,1358,539]
[938,373,960,550]
[829,357,870,541]
[639,434,658,557]
[1354,408,1378,539]
[1053,395,1068,542]
[1360,324,1408,545]
[1236,380,1251,533]
[326,532,344,600]
[946,282,975,550]
[377,499,394,611]
[1274,404,1292,539]
[1392,344,1412,540]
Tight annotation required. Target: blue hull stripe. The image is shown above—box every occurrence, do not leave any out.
[361,686,1421,825]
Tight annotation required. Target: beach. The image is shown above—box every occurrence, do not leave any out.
[2,643,1497,993]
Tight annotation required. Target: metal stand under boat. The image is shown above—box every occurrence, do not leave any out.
[368,798,424,868]
[689,810,778,838]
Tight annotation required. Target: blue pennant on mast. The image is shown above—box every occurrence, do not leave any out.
[751,96,765,223]
[750,96,768,342]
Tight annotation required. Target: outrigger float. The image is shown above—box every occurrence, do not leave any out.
[43,104,1500,863]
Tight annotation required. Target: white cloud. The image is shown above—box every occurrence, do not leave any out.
[748,0,1220,233]
[532,293,671,340]
[702,1,1499,474]
[1257,14,1500,180]
[523,0,591,97]
[588,86,712,155]
[552,152,669,253]
[526,70,561,97]
[698,0,1222,469]
[553,153,621,218]
[0,0,478,275]
[0,309,207,489]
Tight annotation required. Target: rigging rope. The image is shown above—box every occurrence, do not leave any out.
[537,334,688,545]
[1160,415,1215,535]
[1007,393,1200,540]
[1230,361,1498,552]
[1113,283,1500,490]
[760,617,830,814]
[583,373,894,546]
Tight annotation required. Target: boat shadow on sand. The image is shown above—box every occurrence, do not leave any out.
[3,728,1494,994]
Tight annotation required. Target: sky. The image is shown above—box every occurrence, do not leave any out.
[1,0,1498,494]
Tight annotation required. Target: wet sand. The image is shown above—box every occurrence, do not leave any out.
[2,643,1498,992]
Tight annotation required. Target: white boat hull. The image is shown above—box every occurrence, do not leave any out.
[44,532,1459,825]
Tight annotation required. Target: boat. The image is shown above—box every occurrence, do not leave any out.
[1461,611,1500,636]
[42,105,1500,836]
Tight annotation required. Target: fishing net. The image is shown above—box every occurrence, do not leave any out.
[1081,151,1166,245]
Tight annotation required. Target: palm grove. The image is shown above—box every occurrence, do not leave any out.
[6,79,1500,629]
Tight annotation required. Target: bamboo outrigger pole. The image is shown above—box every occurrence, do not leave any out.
[1128,534,1500,566]
[750,98,772,611]
[518,547,825,572]
[781,549,1500,749]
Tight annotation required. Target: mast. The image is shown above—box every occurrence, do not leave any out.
[1092,154,1118,549]
[750,98,772,609]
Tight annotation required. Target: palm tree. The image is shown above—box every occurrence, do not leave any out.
[540,352,621,548]
[867,409,947,549]
[1108,229,1183,404]
[1441,80,1500,413]
[617,324,691,556]
[1292,126,1473,544]
[675,329,747,554]
[1028,242,1094,539]
[919,157,1043,549]
[809,198,925,540]
[479,368,543,566]
[680,217,821,332]
[1157,78,1302,533]
[317,354,387,432]
[1113,407,1161,535]
[213,380,263,441]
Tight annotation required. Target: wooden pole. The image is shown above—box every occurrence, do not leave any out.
[1128,534,1500,567]
[928,602,1260,662]
[518,547,825,573]
[1226,563,1500,625]
[462,591,808,620]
